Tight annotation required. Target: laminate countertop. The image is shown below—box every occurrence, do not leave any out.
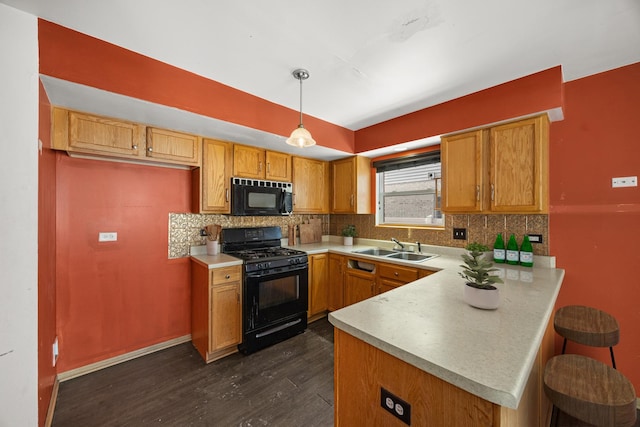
[299,239,564,409]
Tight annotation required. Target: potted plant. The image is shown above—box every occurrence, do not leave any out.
[341,224,357,246]
[459,242,504,309]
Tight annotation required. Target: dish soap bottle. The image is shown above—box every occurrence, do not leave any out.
[506,234,519,265]
[519,235,534,267]
[493,233,505,263]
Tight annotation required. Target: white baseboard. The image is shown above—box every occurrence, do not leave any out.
[57,335,191,382]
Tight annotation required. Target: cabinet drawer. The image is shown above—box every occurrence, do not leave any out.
[211,266,242,285]
[379,263,418,283]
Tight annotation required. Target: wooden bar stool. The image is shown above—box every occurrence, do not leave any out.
[554,305,620,368]
[544,354,637,427]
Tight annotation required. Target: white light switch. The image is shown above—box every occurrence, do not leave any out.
[99,232,118,242]
[612,176,637,188]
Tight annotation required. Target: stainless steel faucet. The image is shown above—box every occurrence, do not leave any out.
[391,237,404,250]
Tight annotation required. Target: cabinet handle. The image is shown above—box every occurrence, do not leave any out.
[237,292,240,303]
[491,184,495,201]
[476,185,480,201]
[259,161,263,172]
[225,274,231,279]
[350,194,354,206]
[267,162,271,173]
[147,146,153,153]
[225,188,229,202]
[293,193,296,206]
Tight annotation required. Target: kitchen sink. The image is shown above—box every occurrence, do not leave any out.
[386,252,438,262]
[353,248,398,256]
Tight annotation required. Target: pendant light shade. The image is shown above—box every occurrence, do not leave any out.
[286,69,316,148]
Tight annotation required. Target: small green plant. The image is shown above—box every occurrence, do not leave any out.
[341,224,357,237]
[459,242,504,289]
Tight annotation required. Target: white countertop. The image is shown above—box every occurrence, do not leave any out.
[325,243,564,409]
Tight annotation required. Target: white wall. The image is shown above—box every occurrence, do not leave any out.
[0,4,39,426]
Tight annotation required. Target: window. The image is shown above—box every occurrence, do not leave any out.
[374,152,444,227]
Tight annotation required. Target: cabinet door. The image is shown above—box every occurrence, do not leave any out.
[265,151,292,181]
[441,130,484,212]
[58,109,145,158]
[344,268,376,306]
[210,282,241,351]
[490,116,548,212]
[309,253,329,317]
[198,139,232,213]
[328,254,345,311]
[233,144,265,179]
[332,157,355,213]
[146,127,201,166]
[292,157,329,213]
[379,278,403,294]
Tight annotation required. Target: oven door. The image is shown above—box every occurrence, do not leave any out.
[231,183,284,216]
[244,265,308,332]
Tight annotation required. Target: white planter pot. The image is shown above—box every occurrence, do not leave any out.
[343,236,353,246]
[463,283,500,310]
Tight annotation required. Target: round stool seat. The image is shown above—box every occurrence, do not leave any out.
[554,305,620,347]
[544,354,637,427]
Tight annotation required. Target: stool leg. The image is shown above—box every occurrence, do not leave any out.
[610,346,616,369]
[561,338,567,354]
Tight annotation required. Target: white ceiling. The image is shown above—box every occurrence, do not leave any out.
[4,0,640,159]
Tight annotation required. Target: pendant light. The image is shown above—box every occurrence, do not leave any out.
[286,68,316,148]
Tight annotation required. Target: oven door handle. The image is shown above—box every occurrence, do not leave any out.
[245,265,308,279]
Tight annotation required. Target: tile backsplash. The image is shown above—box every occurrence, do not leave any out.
[169,213,548,258]
[168,213,329,258]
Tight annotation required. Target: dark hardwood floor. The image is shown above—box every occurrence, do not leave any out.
[52,319,335,427]
[52,317,638,426]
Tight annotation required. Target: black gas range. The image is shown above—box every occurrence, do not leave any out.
[221,226,308,354]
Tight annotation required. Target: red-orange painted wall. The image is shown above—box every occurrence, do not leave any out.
[38,80,57,426]
[355,66,564,151]
[38,20,355,153]
[549,62,640,390]
[55,157,192,372]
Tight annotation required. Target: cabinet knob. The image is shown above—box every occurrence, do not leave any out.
[225,274,231,279]
[394,272,399,277]
[147,146,153,153]
[132,144,138,150]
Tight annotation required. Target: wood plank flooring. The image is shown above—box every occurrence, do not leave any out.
[51,317,638,426]
[52,318,334,426]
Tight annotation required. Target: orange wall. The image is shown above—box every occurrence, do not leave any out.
[55,157,192,371]
[355,66,564,151]
[38,20,355,153]
[548,62,640,390]
[38,81,57,426]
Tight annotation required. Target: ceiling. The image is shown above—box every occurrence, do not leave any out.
[4,0,640,159]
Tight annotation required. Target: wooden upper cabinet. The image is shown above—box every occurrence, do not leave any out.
[331,156,371,214]
[441,130,485,212]
[53,108,145,158]
[292,156,329,213]
[233,144,265,179]
[490,115,548,213]
[193,138,233,213]
[442,115,549,214]
[146,127,201,166]
[265,151,292,181]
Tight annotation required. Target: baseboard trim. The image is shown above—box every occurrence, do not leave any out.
[44,377,60,427]
[57,335,191,382]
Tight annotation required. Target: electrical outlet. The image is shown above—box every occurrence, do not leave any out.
[52,337,59,367]
[381,387,411,425]
[527,234,543,244]
[98,232,118,242]
[612,176,637,188]
[453,228,467,240]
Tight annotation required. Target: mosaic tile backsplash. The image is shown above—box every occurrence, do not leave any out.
[169,213,548,258]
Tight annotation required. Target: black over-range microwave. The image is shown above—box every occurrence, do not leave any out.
[231,177,293,216]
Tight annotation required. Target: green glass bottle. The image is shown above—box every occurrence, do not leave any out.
[493,233,505,263]
[520,235,534,267]
[506,234,519,265]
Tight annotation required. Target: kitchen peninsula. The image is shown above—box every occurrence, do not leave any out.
[301,241,564,427]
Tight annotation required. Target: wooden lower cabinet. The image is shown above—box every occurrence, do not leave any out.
[328,254,345,311]
[334,322,554,426]
[344,265,377,306]
[308,253,329,321]
[378,262,418,294]
[191,261,242,363]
